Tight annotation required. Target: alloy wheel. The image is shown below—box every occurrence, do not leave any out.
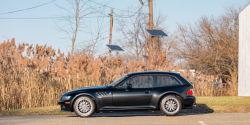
[160,95,182,116]
[74,96,95,117]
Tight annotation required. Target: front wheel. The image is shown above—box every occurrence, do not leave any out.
[160,95,182,116]
[74,96,95,117]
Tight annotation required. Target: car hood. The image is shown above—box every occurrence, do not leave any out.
[63,86,109,95]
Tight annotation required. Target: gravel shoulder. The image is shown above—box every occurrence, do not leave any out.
[1,112,250,125]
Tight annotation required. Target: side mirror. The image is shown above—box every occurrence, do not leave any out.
[127,83,132,89]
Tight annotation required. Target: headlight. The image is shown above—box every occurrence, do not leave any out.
[61,95,71,100]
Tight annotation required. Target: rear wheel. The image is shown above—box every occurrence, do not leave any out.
[160,95,182,116]
[73,96,95,117]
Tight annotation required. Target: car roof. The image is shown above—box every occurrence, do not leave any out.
[127,71,180,76]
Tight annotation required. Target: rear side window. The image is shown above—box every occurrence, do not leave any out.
[130,75,154,88]
[155,75,181,87]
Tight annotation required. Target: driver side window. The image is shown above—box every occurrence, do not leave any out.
[116,75,154,89]
[116,78,130,88]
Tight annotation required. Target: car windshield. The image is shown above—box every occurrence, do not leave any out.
[108,75,129,87]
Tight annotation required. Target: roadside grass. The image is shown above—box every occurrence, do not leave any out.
[1,96,250,116]
[0,106,73,116]
[196,96,250,113]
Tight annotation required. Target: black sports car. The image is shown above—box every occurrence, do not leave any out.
[58,71,196,117]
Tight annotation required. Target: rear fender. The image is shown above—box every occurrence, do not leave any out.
[157,91,184,109]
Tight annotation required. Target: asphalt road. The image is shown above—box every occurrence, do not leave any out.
[1,112,250,125]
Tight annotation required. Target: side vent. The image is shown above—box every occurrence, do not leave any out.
[96,92,111,97]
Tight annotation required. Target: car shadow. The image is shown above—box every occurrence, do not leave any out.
[180,104,214,116]
[66,112,164,118]
[66,104,214,118]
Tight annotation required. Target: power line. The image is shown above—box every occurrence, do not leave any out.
[85,2,138,25]
[0,0,146,21]
[89,0,147,14]
[113,5,144,18]
[86,2,110,17]
[0,17,61,20]
[0,0,56,15]
[86,1,141,24]
[0,16,109,20]
[112,0,147,18]
[113,16,136,24]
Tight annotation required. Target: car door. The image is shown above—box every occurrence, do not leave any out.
[112,75,154,106]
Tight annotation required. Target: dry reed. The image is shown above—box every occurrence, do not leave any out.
[0,39,237,111]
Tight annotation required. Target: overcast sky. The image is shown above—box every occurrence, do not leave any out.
[0,0,249,56]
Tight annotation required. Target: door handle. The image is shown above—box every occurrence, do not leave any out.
[144,91,150,94]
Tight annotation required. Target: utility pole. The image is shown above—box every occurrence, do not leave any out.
[109,8,113,59]
[148,0,153,63]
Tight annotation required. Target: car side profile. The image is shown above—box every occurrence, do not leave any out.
[58,71,196,117]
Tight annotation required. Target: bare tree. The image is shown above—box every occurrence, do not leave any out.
[117,10,146,61]
[174,6,240,84]
[55,0,93,54]
[75,14,109,56]
[117,8,170,63]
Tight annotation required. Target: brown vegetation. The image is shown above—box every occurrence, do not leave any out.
[0,38,237,111]
[174,7,239,86]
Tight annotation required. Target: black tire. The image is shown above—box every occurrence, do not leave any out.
[73,96,95,117]
[160,95,182,116]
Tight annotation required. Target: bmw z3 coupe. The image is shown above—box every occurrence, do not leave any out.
[58,71,196,117]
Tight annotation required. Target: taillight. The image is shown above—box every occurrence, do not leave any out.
[187,89,193,95]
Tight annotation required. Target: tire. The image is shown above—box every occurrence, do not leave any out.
[73,96,95,117]
[160,95,182,116]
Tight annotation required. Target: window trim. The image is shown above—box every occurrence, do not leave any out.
[109,75,129,87]
[154,74,183,88]
[115,74,155,89]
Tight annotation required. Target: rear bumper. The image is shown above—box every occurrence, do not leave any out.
[183,95,196,109]
[58,101,72,111]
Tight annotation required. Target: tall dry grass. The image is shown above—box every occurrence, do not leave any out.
[0,38,237,111]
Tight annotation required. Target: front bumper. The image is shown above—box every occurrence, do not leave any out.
[58,100,72,111]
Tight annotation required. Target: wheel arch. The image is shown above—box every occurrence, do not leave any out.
[71,93,98,112]
[157,92,184,109]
